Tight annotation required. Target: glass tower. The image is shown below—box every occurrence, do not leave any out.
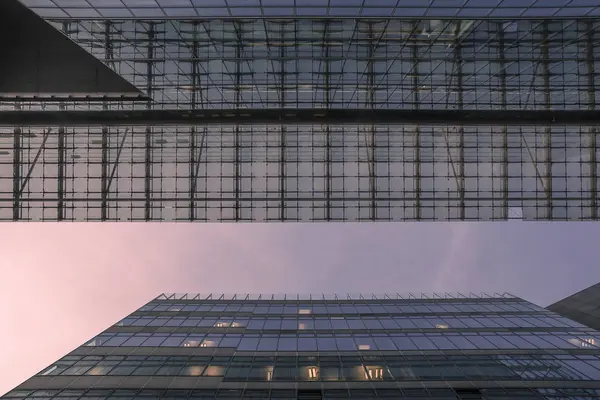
[3,293,600,399]
[0,1,599,221]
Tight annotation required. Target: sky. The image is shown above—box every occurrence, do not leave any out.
[1,222,599,396]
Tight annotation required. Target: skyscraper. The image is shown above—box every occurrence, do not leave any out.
[0,1,599,221]
[548,282,600,332]
[3,293,600,399]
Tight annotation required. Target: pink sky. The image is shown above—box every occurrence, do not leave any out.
[1,222,599,396]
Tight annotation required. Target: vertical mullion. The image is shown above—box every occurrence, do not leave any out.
[455,27,465,220]
[498,22,509,220]
[145,22,155,221]
[542,21,553,219]
[587,21,597,220]
[189,22,199,221]
[412,23,421,221]
[280,23,286,221]
[324,21,331,221]
[101,21,112,221]
[368,22,376,221]
[234,21,242,221]
[12,103,21,221]
[57,102,65,221]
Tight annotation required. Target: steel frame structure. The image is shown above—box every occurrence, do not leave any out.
[0,18,599,221]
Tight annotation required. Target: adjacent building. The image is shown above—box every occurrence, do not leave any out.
[3,293,600,399]
[548,283,600,332]
[0,1,599,221]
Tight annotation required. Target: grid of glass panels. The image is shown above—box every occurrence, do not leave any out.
[1,19,599,221]
[7,387,600,400]
[17,0,600,19]
[4,294,600,400]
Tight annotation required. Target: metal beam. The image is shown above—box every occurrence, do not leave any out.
[280,22,286,221]
[101,21,112,221]
[587,21,598,220]
[324,21,331,221]
[542,21,553,219]
[455,26,465,220]
[57,103,65,221]
[234,21,241,221]
[145,22,155,221]
[12,104,21,221]
[3,109,596,126]
[367,22,376,221]
[498,22,509,220]
[189,22,199,221]
[413,23,421,221]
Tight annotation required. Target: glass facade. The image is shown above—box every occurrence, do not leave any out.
[3,293,600,399]
[1,15,599,221]
[16,0,600,19]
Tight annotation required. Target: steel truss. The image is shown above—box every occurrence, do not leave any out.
[0,18,598,221]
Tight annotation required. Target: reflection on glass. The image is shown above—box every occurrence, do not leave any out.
[436,323,449,329]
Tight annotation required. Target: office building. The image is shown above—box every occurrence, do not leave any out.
[548,282,600,332]
[3,293,600,399]
[0,1,599,221]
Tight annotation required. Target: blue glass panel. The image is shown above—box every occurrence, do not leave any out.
[237,337,260,351]
[317,337,337,351]
[390,335,418,350]
[278,337,297,351]
[335,337,356,351]
[257,336,279,351]
[298,337,318,351]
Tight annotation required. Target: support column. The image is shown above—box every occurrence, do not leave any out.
[12,104,21,221]
[498,22,509,220]
[101,21,112,221]
[324,21,332,221]
[57,103,65,221]
[542,21,553,218]
[234,21,242,221]
[367,22,377,221]
[279,22,287,221]
[189,22,199,221]
[56,21,69,221]
[412,23,421,220]
[587,22,597,220]
[455,26,465,220]
[145,22,155,221]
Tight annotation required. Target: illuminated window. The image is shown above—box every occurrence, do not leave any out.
[215,321,231,328]
[365,366,384,380]
[435,323,449,329]
[307,366,319,380]
[358,344,371,350]
[298,323,306,330]
[182,366,204,376]
[41,366,58,376]
[204,366,225,377]
[183,340,200,347]
[200,340,216,347]
[299,309,312,315]
[570,337,597,348]
[266,367,274,381]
